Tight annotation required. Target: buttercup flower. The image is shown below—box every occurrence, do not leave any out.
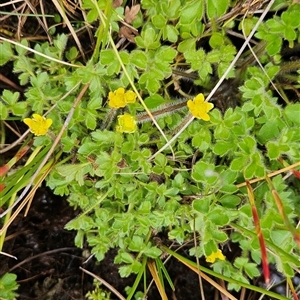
[108,88,127,108]
[206,249,226,263]
[23,114,52,136]
[124,90,137,104]
[116,113,137,133]
[108,88,137,108]
[187,93,214,121]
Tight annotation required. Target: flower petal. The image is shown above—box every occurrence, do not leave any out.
[124,90,137,104]
[187,93,214,120]
[108,88,127,108]
[23,114,52,136]
[116,113,137,133]
[206,249,225,263]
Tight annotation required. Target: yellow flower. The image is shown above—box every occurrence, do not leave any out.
[108,88,137,108]
[116,113,137,133]
[187,93,214,121]
[23,114,52,136]
[206,249,226,263]
[124,90,137,104]
[108,88,127,108]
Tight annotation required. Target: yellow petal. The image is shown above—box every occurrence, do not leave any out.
[23,114,52,136]
[116,113,137,133]
[108,89,126,108]
[115,87,125,95]
[194,93,205,104]
[206,249,225,263]
[187,94,214,120]
[125,90,137,104]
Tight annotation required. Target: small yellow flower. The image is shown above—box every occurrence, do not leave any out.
[124,90,137,104]
[206,249,226,263]
[108,88,127,108]
[187,93,214,121]
[23,114,52,136]
[116,113,137,133]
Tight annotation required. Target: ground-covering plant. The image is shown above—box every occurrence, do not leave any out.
[1,0,300,299]
[0,273,19,300]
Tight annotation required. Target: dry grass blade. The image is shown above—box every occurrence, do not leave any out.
[80,267,126,300]
[173,256,237,300]
[0,251,17,260]
[0,158,54,236]
[147,259,168,300]
[0,35,81,68]
[23,0,52,42]
[51,0,86,61]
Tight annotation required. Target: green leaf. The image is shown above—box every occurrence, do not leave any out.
[0,103,8,119]
[266,141,281,160]
[211,230,228,242]
[128,235,145,252]
[1,273,17,286]
[161,0,181,19]
[179,0,203,25]
[204,239,217,256]
[1,90,20,105]
[65,46,79,61]
[139,72,161,93]
[168,227,185,244]
[156,46,177,62]
[213,140,233,156]
[11,102,26,116]
[257,119,280,144]
[152,14,166,29]
[119,252,134,264]
[192,161,218,184]
[207,209,229,225]
[138,201,151,214]
[0,273,19,300]
[163,24,179,43]
[219,195,241,208]
[0,41,13,65]
[130,50,148,69]
[230,156,248,171]
[245,263,260,278]
[136,25,160,49]
[178,38,196,52]
[154,153,167,166]
[209,32,224,48]
[206,0,229,19]
[238,136,256,154]
[144,94,165,109]
[284,103,300,125]
[85,112,97,130]
[184,49,205,70]
[15,39,29,56]
[144,246,162,258]
[74,230,84,248]
[193,198,210,214]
